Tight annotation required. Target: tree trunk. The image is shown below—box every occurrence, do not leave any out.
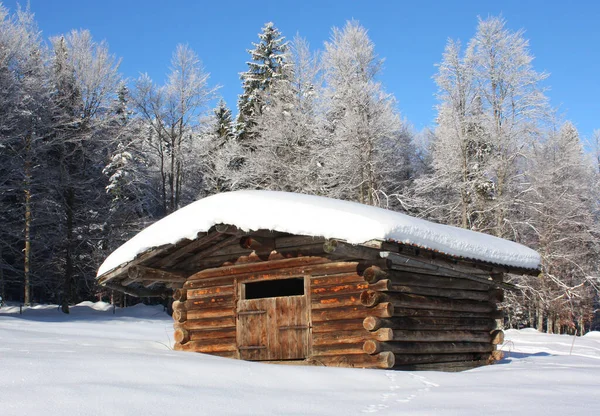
[23,133,32,306]
[0,246,5,303]
[546,314,553,334]
[536,305,544,332]
[62,187,75,314]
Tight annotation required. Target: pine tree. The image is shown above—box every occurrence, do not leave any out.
[236,22,288,144]
[243,36,322,193]
[197,100,243,194]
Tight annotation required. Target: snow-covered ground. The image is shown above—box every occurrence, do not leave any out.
[1,302,598,416]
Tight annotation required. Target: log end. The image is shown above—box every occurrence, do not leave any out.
[490,329,505,345]
[363,339,381,355]
[363,266,388,284]
[490,349,504,362]
[379,351,395,369]
[360,289,383,308]
[173,289,187,302]
[363,316,380,331]
[172,309,187,323]
[174,328,190,344]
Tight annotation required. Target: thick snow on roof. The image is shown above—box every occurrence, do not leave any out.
[97,190,541,277]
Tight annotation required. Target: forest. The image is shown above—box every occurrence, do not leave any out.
[0,4,598,334]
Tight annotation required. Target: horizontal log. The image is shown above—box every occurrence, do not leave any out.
[175,316,235,330]
[323,240,381,261]
[184,262,357,289]
[490,350,504,361]
[385,271,493,291]
[391,307,504,319]
[187,285,234,300]
[360,290,495,313]
[311,303,394,322]
[383,282,502,302]
[311,342,366,356]
[364,340,494,355]
[383,251,519,289]
[311,282,369,297]
[174,340,237,353]
[174,327,237,343]
[128,265,188,283]
[275,235,326,248]
[375,329,492,343]
[186,307,234,320]
[184,276,235,290]
[156,231,227,268]
[240,236,276,253]
[394,359,489,372]
[185,294,234,310]
[363,316,497,332]
[312,329,376,346]
[186,256,331,281]
[181,234,248,267]
[311,273,363,287]
[392,352,486,366]
[312,319,366,333]
[311,293,362,309]
[309,352,394,369]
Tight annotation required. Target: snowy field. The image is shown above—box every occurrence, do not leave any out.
[1,302,598,416]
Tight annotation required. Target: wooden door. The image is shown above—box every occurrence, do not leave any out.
[237,298,273,361]
[237,278,309,361]
[275,296,308,360]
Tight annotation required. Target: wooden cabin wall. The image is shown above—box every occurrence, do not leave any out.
[360,265,505,371]
[170,255,395,369]
[166,233,506,371]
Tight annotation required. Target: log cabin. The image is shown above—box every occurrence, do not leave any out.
[97,191,541,371]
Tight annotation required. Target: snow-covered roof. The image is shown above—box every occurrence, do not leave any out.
[97,190,541,277]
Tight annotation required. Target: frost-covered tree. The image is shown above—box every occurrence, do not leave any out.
[102,84,156,255]
[243,36,323,193]
[236,22,287,144]
[410,16,549,236]
[0,5,51,305]
[507,122,599,333]
[196,100,245,195]
[42,30,122,312]
[320,21,405,205]
[133,44,216,214]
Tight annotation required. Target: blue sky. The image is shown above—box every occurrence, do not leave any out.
[4,0,599,139]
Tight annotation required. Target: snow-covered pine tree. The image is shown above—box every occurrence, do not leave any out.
[102,84,156,257]
[236,22,288,145]
[195,99,243,195]
[243,35,322,193]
